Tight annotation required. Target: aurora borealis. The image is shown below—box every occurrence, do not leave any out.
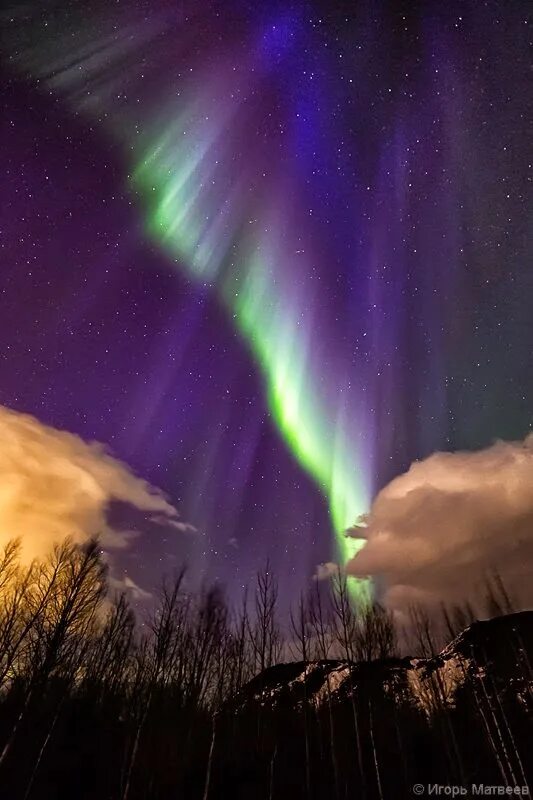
[1,0,532,606]
[133,112,371,567]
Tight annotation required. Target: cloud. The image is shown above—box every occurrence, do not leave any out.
[110,574,153,601]
[0,405,185,562]
[314,562,340,581]
[348,434,533,615]
[151,515,197,533]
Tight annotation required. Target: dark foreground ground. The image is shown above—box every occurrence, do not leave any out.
[1,609,532,799]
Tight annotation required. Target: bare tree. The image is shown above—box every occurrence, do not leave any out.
[249,562,282,674]
[84,591,135,700]
[484,570,515,619]
[289,592,311,663]
[185,584,229,708]
[309,582,340,800]
[331,568,356,661]
[0,539,20,594]
[408,604,440,658]
[231,586,252,694]
[122,568,187,800]
[290,592,312,798]
[0,538,107,767]
[353,603,397,662]
[331,569,365,797]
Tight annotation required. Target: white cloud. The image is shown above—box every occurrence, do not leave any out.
[348,434,533,614]
[314,561,340,581]
[0,405,184,561]
[151,515,197,533]
[110,574,153,601]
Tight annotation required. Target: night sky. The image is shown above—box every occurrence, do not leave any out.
[1,0,532,606]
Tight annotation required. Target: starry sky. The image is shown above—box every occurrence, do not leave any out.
[1,0,532,607]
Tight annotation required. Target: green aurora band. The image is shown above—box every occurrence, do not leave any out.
[132,111,370,593]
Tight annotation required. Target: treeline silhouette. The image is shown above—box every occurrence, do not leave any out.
[0,536,530,799]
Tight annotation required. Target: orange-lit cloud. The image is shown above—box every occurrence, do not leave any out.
[0,405,182,562]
